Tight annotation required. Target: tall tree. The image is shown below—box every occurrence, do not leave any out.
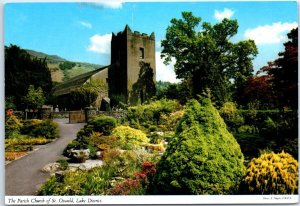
[23,85,45,109]
[264,28,298,109]
[5,45,52,109]
[161,12,258,105]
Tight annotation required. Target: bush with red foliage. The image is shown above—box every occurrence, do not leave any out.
[109,162,156,195]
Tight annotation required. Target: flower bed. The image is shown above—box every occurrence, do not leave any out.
[5,151,28,161]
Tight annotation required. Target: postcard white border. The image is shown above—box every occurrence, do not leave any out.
[5,195,299,205]
[2,1,299,205]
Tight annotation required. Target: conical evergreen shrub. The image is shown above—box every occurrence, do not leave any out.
[151,98,245,194]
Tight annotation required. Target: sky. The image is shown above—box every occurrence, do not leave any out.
[4,0,298,83]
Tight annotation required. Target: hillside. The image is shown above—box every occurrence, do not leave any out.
[26,49,67,63]
[25,49,104,82]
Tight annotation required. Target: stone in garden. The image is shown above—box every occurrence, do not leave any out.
[96,151,102,159]
[67,148,90,163]
[41,163,61,174]
[69,160,103,171]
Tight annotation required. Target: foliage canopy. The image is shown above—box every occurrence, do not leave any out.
[5,45,52,109]
[161,12,258,105]
[69,80,108,110]
[23,85,45,109]
[261,28,298,109]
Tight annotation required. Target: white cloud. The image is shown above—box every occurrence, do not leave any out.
[79,21,92,29]
[214,8,234,21]
[155,52,180,83]
[89,1,123,9]
[244,22,298,45]
[87,34,112,54]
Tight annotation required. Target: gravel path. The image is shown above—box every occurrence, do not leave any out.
[5,118,85,195]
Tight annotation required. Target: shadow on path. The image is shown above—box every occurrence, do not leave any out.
[5,118,85,195]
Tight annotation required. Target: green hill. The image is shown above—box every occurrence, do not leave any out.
[25,49,104,82]
[26,49,67,63]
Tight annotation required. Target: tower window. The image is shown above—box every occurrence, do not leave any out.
[139,47,144,59]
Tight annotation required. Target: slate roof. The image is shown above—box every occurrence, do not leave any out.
[52,65,110,96]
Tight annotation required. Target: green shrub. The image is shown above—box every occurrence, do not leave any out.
[151,98,245,195]
[280,138,298,160]
[260,117,278,138]
[39,175,62,195]
[112,126,149,150]
[56,159,69,170]
[237,125,257,134]
[39,165,116,195]
[30,120,58,139]
[39,151,142,195]
[5,115,23,138]
[235,110,297,160]
[20,119,42,134]
[21,119,58,139]
[239,110,297,132]
[64,129,103,160]
[64,123,125,160]
[219,102,244,132]
[102,150,140,178]
[148,125,158,132]
[234,133,265,160]
[242,151,298,194]
[90,134,121,149]
[160,110,184,131]
[88,115,117,135]
[5,137,51,146]
[126,99,182,126]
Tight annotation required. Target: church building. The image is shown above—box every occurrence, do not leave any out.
[53,25,156,109]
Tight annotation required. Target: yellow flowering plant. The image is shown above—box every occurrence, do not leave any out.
[243,151,298,194]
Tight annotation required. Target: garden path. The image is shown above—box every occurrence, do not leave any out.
[5,118,85,195]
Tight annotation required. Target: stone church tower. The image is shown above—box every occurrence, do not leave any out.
[53,25,156,110]
[109,25,156,105]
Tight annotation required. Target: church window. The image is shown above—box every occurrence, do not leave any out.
[139,47,144,59]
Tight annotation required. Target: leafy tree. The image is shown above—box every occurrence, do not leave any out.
[69,80,108,110]
[156,80,192,104]
[23,85,45,109]
[5,45,52,109]
[161,12,258,105]
[262,28,298,109]
[150,97,245,194]
[155,80,171,97]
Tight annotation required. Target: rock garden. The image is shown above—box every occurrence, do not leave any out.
[38,98,298,195]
